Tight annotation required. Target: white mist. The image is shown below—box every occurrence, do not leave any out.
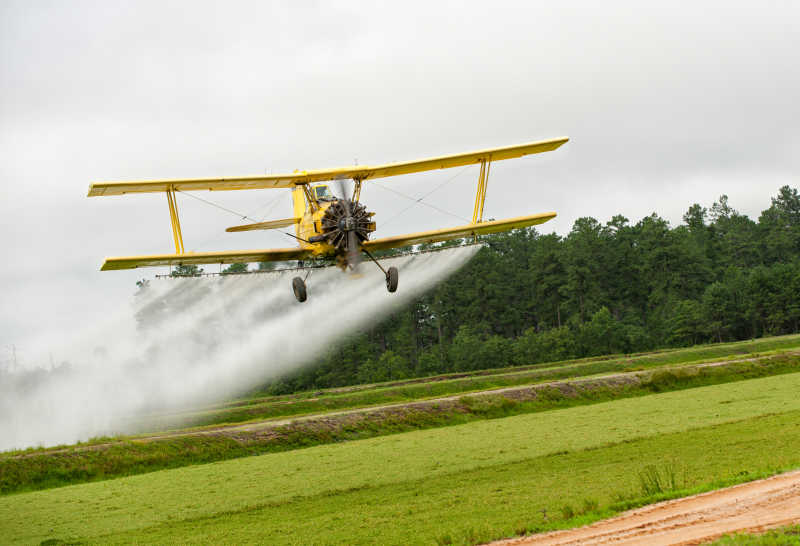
[0,245,479,451]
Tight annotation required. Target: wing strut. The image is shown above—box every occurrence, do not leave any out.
[166,188,185,254]
[472,159,492,224]
[301,185,319,213]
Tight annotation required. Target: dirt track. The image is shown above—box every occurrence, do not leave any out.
[490,470,800,545]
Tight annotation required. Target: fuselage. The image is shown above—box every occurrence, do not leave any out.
[292,184,375,259]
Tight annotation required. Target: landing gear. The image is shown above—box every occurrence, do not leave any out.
[292,276,307,302]
[386,266,399,293]
[292,253,398,302]
[363,248,398,294]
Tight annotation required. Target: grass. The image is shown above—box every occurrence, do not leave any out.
[2,354,799,495]
[4,372,800,544]
[638,462,685,496]
[712,525,800,545]
[2,353,798,496]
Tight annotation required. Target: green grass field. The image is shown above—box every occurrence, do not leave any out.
[145,333,800,429]
[4,352,798,495]
[4,372,800,545]
[712,525,800,545]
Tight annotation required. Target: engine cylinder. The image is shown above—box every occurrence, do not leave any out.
[319,200,375,252]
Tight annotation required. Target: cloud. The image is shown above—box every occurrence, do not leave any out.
[1,0,798,348]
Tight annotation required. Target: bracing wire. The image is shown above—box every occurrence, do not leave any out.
[254,194,286,221]
[173,163,474,253]
[175,189,303,251]
[374,165,473,227]
[176,189,261,223]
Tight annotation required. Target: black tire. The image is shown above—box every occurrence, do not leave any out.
[292,277,307,302]
[386,266,399,293]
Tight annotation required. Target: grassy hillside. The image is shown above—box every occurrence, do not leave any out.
[4,372,800,545]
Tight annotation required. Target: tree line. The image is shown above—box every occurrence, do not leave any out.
[263,186,800,393]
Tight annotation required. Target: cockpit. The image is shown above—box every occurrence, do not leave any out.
[313,184,334,201]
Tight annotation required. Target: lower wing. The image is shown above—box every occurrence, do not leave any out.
[362,212,556,252]
[101,247,313,271]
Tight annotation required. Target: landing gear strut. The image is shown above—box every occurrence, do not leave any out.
[292,253,398,302]
[363,248,399,294]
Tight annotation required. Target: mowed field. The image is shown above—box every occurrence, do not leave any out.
[713,525,800,545]
[4,370,800,545]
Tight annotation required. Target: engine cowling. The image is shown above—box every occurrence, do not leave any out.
[319,200,376,252]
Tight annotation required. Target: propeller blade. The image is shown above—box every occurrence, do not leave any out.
[334,177,361,270]
[335,177,351,203]
[347,230,361,271]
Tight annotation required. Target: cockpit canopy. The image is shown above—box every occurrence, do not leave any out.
[313,184,334,201]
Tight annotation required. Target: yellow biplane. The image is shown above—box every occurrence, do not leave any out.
[88,137,568,301]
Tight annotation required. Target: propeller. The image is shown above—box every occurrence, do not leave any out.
[335,178,363,271]
[318,179,375,269]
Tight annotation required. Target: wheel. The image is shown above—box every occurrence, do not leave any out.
[292,277,307,302]
[386,266,398,293]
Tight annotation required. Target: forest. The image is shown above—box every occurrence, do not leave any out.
[256,186,800,394]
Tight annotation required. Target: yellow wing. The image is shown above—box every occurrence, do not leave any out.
[87,137,568,197]
[225,218,300,233]
[362,212,556,252]
[101,247,312,271]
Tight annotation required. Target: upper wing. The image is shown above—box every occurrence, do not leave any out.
[101,247,312,271]
[87,137,568,197]
[360,137,567,180]
[362,212,556,252]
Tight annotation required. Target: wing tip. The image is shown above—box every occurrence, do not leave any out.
[101,257,140,271]
[543,137,569,151]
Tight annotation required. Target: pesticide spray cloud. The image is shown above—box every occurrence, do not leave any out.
[0,245,479,451]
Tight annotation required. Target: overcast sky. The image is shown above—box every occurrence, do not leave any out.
[1,1,798,358]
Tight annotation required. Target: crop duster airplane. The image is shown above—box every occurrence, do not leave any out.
[88,137,568,302]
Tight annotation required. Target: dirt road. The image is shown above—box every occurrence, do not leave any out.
[490,470,800,545]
